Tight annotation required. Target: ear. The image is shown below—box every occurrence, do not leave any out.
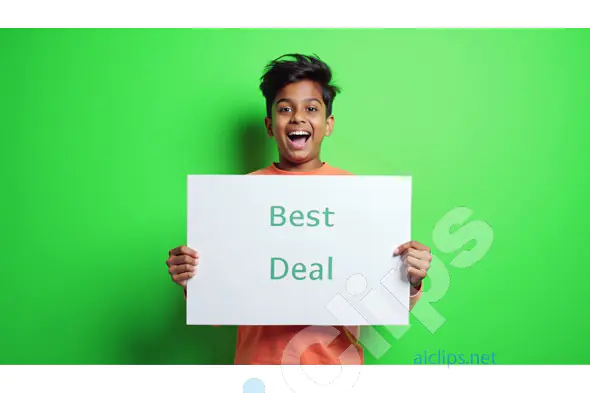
[325,114,335,137]
[264,117,273,137]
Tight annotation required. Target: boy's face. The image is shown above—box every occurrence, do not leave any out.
[265,80,334,166]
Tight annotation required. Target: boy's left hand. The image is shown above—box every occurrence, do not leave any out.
[394,241,432,289]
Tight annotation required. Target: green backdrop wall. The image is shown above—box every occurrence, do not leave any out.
[1,28,589,365]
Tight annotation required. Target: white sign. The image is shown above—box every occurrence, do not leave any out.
[186,174,412,326]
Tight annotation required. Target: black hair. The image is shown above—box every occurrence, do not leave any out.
[259,53,341,118]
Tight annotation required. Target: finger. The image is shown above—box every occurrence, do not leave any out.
[400,249,430,262]
[169,245,198,258]
[172,271,195,284]
[395,240,430,255]
[166,254,198,267]
[407,266,427,281]
[406,249,432,262]
[169,263,197,276]
[404,255,430,271]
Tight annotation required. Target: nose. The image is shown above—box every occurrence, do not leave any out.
[289,109,307,124]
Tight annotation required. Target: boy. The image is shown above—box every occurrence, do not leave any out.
[165,54,432,365]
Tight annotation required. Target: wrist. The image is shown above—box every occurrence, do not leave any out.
[410,280,422,295]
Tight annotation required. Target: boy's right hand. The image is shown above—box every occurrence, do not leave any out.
[166,245,199,288]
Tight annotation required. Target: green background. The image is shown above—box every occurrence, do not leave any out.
[1,29,589,365]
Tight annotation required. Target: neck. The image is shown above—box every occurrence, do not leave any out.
[276,157,324,172]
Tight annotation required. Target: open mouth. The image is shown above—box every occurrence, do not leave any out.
[287,130,311,150]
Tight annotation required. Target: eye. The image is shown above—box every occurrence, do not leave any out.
[307,106,318,112]
[278,107,292,112]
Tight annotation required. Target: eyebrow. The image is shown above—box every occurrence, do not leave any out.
[275,98,323,105]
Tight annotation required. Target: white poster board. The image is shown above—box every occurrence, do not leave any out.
[186,174,412,326]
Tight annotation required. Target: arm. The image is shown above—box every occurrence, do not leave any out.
[409,281,423,311]
[395,241,430,312]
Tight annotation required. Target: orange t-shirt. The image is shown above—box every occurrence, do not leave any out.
[229,162,423,365]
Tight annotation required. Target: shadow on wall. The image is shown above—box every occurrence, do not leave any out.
[118,112,275,365]
[119,112,273,365]
[236,114,273,174]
